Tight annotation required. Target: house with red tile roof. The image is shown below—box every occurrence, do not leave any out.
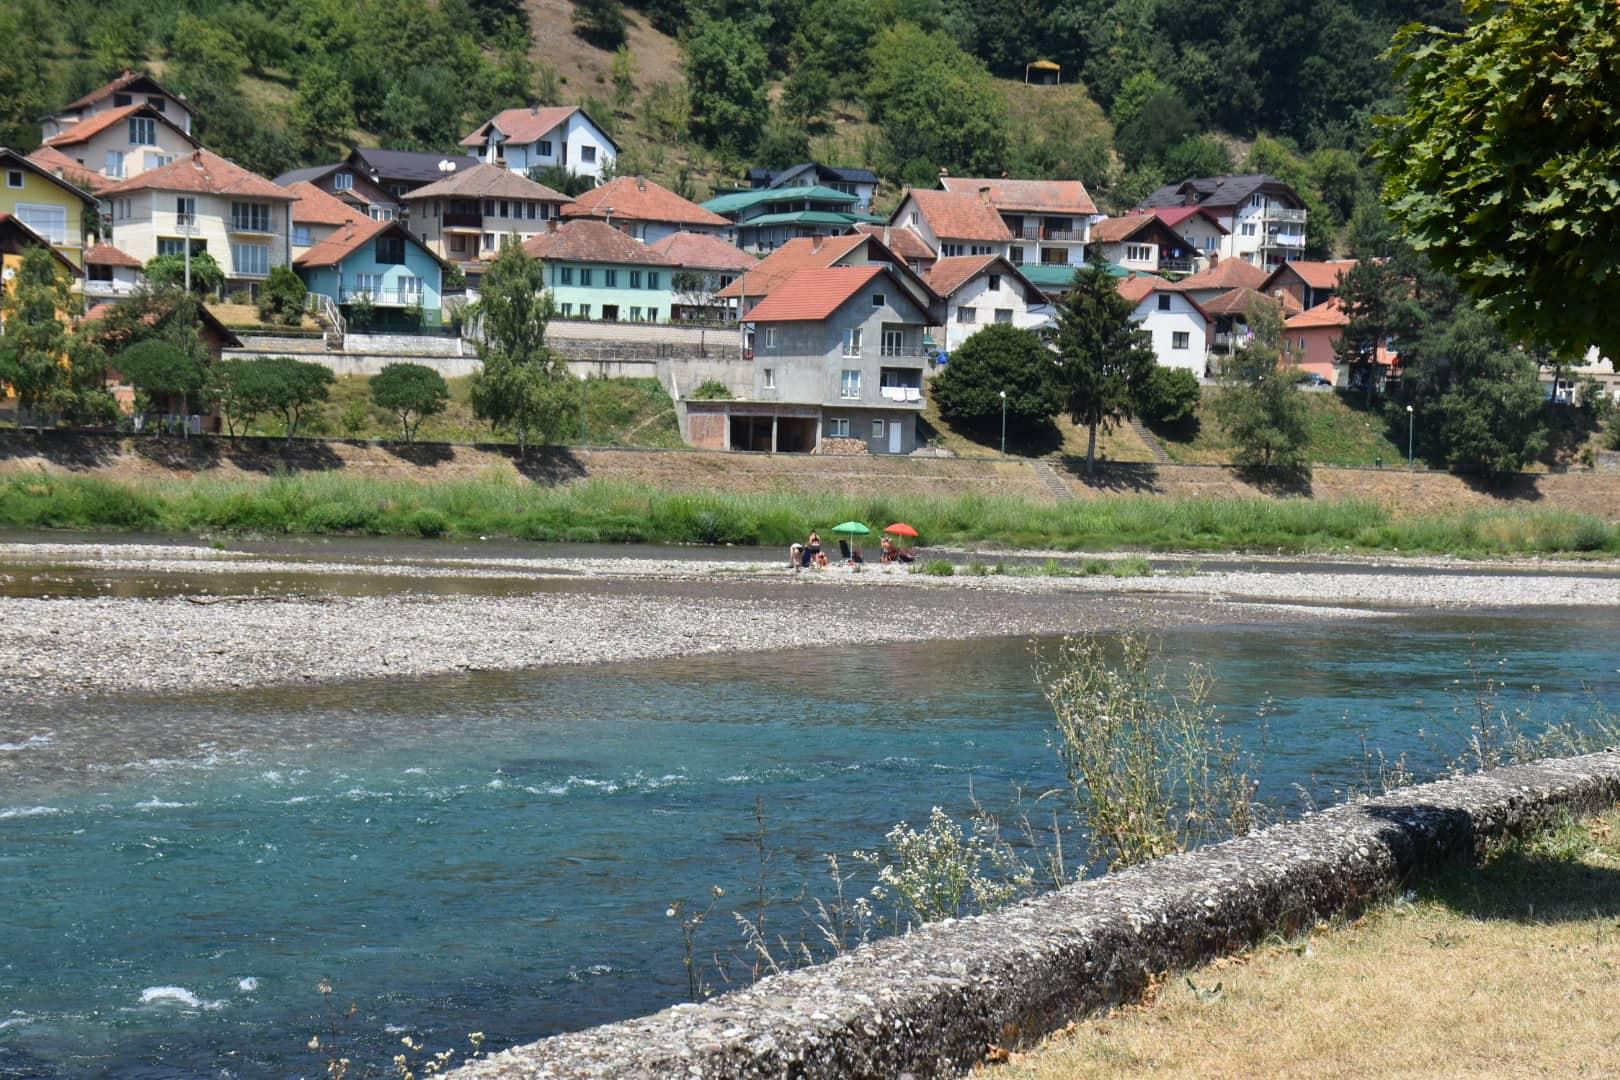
[295,218,448,327]
[648,232,757,320]
[1283,297,1397,386]
[1162,255,1272,305]
[24,146,113,196]
[83,242,144,301]
[684,264,934,454]
[1138,174,1308,270]
[1149,206,1229,266]
[461,105,619,182]
[851,223,937,275]
[1089,213,1204,277]
[287,181,371,256]
[102,149,294,294]
[924,255,1051,351]
[1,147,103,269]
[518,219,679,323]
[35,103,199,189]
[716,233,937,320]
[401,163,569,269]
[888,189,1013,261]
[41,70,193,142]
[562,176,730,244]
[1259,259,1357,313]
[1116,273,1211,376]
[937,176,1096,268]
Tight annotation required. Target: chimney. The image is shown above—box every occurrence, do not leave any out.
[1209,252,1220,266]
[531,104,539,115]
[977,185,992,205]
[939,167,949,178]
[636,176,646,191]
[548,219,558,233]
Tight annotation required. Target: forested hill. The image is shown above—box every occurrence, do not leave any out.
[0,0,1462,241]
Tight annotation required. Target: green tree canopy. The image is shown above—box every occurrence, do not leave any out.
[0,245,111,427]
[1053,261,1157,476]
[143,252,225,297]
[1379,0,1620,361]
[370,362,450,442]
[257,266,309,327]
[468,244,579,451]
[930,324,1061,435]
[115,339,206,409]
[683,17,770,153]
[573,0,627,49]
[212,356,334,440]
[865,24,1007,186]
[1211,301,1311,472]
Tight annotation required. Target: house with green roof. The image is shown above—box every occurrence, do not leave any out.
[702,186,884,254]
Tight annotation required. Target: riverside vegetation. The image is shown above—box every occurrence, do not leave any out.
[2,473,1617,557]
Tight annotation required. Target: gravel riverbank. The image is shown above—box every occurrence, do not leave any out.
[3,540,1617,701]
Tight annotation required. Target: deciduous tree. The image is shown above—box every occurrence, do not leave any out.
[370,362,450,443]
[468,244,578,451]
[0,246,104,428]
[930,324,1061,436]
[683,17,770,153]
[1211,301,1311,472]
[1053,262,1157,476]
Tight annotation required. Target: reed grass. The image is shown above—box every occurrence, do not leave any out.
[0,472,1615,556]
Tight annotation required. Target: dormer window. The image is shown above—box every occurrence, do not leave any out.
[334,172,353,191]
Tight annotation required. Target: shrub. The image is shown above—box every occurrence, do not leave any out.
[370,363,450,443]
[408,508,449,538]
[689,379,734,400]
[1135,366,1201,425]
[920,559,955,576]
[255,266,308,326]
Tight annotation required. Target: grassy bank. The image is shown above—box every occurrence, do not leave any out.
[2,472,1616,556]
[994,807,1620,1078]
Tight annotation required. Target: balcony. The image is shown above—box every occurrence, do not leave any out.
[339,285,426,306]
[1263,207,1308,224]
[879,385,925,403]
[1158,256,1195,274]
[879,345,932,357]
[84,277,138,299]
[1043,228,1085,242]
[442,211,482,230]
[1261,232,1307,249]
[228,218,274,234]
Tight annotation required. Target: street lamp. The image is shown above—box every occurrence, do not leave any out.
[999,389,1008,457]
[1406,404,1415,467]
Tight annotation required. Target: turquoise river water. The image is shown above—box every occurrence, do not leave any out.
[3,610,1618,1077]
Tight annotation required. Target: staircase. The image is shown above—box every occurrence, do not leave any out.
[1030,459,1074,501]
[304,293,347,351]
[1128,418,1173,464]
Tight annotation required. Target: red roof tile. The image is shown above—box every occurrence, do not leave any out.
[938,177,1097,216]
[60,70,186,115]
[1166,257,1269,293]
[852,223,935,261]
[1284,297,1350,329]
[1089,215,1155,244]
[1116,273,1174,305]
[401,163,567,203]
[462,106,584,147]
[1200,286,1281,317]
[562,176,729,228]
[85,242,142,268]
[899,189,1013,243]
[744,265,887,322]
[293,218,394,268]
[924,254,1001,297]
[101,149,290,200]
[25,146,112,194]
[1150,206,1229,234]
[42,103,195,149]
[521,219,673,265]
[715,234,868,299]
[1279,259,1357,291]
[649,231,756,272]
[288,181,370,227]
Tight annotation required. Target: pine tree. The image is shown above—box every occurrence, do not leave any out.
[1053,262,1157,477]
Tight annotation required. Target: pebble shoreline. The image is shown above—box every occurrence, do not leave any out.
[2,541,1617,700]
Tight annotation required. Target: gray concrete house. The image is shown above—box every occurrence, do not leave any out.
[684,264,939,454]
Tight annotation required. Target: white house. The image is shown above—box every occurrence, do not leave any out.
[41,70,194,142]
[925,254,1052,352]
[1139,175,1308,270]
[937,177,1096,268]
[460,106,619,182]
[1119,275,1211,376]
[32,103,199,189]
[888,189,1013,261]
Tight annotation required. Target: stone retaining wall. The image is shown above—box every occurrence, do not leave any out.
[451,751,1620,1079]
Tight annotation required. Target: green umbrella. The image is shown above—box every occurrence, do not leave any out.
[830,521,871,536]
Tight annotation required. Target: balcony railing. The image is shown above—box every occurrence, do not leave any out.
[1261,232,1307,249]
[1158,257,1195,273]
[1263,207,1308,224]
[1009,224,1086,242]
[84,278,139,298]
[339,285,426,306]
[879,345,931,357]
[879,385,925,402]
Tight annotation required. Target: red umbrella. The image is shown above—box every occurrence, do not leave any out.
[883,523,919,538]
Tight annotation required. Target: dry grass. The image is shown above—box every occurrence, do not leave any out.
[205,302,319,332]
[990,809,1620,1080]
[920,400,1158,463]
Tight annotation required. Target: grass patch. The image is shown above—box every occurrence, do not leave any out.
[0,472,1615,557]
[1154,388,1407,468]
[994,808,1620,1079]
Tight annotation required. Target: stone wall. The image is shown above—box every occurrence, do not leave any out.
[230,333,328,355]
[344,332,467,357]
[450,751,1620,1079]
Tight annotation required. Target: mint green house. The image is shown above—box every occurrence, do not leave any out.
[295,219,448,327]
[520,219,678,322]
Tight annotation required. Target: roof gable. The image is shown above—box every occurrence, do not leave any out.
[715,234,868,299]
[59,71,188,116]
[1262,258,1357,294]
[0,148,100,207]
[852,223,935,262]
[42,103,198,150]
[896,189,1013,243]
[563,176,729,228]
[25,145,112,194]
[937,176,1097,216]
[461,106,621,154]
[401,162,568,202]
[0,213,83,276]
[925,254,1045,304]
[294,219,446,271]
[743,264,896,322]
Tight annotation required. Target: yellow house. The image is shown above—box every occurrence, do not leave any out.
[0,147,101,270]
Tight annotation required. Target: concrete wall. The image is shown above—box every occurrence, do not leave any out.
[450,751,1620,1080]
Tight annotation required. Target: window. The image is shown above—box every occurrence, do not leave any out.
[764,327,778,348]
[293,225,312,246]
[231,202,271,232]
[987,273,1001,291]
[579,304,591,318]
[175,196,195,227]
[941,243,963,257]
[827,416,850,437]
[1172,331,1190,350]
[647,272,660,289]
[152,153,175,168]
[872,419,885,438]
[355,272,382,296]
[113,93,132,108]
[1299,336,1307,351]
[88,264,113,283]
[559,266,574,285]
[994,308,1013,324]
[604,269,618,287]
[400,275,423,301]
[1009,247,1024,264]
[841,328,862,357]
[882,329,904,356]
[484,200,495,216]
[157,238,205,257]
[630,270,642,288]
[6,169,23,188]
[129,117,157,145]
[956,306,976,324]
[581,146,597,163]
[1241,222,1257,237]
[840,370,861,398]
[560,303,573,316]
[1126,244,1153,263]
[580,268,593,286]
[646,308,657,321]
[147,96,166,113]
[538,139,553,156]
[908,211,917,226]
[231,242,269,276]
[1157,294,1171,311]
[970,244,994,256]
[15,204,67,244]
[334,172,353,191]
[762,368,775,389]
[450,235,467,254]
[1249,193,1265,208]
[375,233,406,264]
[105,151,125,178]
[871,292,885,308]
[629,306,642,320]
[482,233,495,251]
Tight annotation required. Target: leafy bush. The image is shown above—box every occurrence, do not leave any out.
[144,252,225,296]
[370,362,449,443]
[115,339,206,406]
[1135,366,1202,426]
[930,323,1061,432]
[408,508,449,538]
[920,559,955,576]
[689,379,734,400]
[255,266,307,326]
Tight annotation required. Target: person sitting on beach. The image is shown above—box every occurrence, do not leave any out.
[801,531,822,568]
[789,542,804,569]
[879,536,897,563]
[848,545,864,566]
[813,550,830,568]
